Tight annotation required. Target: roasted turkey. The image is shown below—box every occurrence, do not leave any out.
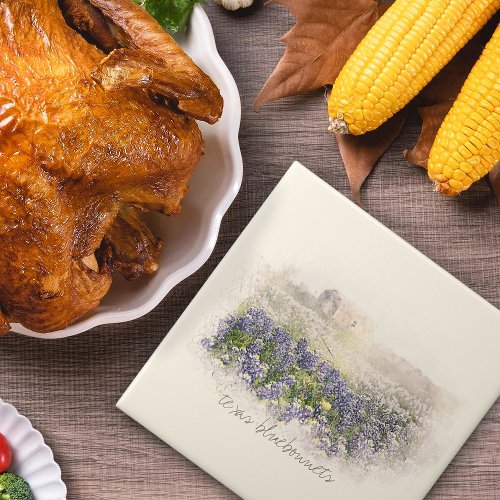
[0,0,223,333]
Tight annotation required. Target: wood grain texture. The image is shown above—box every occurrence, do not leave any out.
[0,2,499,499]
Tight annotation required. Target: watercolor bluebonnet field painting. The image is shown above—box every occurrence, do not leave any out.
[200,271,453,472]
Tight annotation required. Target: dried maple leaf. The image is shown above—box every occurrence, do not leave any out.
[336,110,408,203]
[403,103,452,170]
[254,0,386,109]
[489,163,500,204]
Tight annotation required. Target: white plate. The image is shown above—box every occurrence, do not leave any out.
[0,400,67,500]
[14,6,243,338]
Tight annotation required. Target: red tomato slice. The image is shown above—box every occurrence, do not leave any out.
[0,433,12,472]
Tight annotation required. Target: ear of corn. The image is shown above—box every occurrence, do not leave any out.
[328,0,500,136]
[428,24,500,196]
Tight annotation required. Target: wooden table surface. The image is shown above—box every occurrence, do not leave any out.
[1,2,499,499]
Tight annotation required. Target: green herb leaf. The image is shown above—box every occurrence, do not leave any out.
[132,0,201,33]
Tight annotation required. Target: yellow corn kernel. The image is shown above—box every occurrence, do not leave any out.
[462,176,473,188]
[488,136,499,149]
[428,162,443,175]
[458,162,473,174]
[363,109,375,122]
[486,94,499,107]
[468,135,484,151]
[328,0,500,135]
[448,179,464,191]
[352,109,364,122]
[452,170,466,181]
[458,145,473,159]
[442,165,454,179]
[428,24,500,195]
[356,82,371,95]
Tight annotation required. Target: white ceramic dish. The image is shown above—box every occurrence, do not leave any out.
[14,6,243,339]
[0,400,67,500]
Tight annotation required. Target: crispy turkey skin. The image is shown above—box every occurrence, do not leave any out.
[0,0,223,333]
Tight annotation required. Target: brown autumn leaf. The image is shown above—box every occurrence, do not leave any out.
[403,103,452,169]
[336,110,408,203]
[254,0,386,109]
[489,163,500,204]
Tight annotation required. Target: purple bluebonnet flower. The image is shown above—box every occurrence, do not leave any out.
[246,339,264,355]
[246,308,275,340]
[277,401,300,423]
[257,381,284,400]
[317,361,341,383]
[200,337,212,350]
[269,328,294,373]
[238,351,265,385]
[295,338,318,370]
[297,406,313,424]
[273,326,292,354]
[281,375,296,387]
[233,313,254,334]
[214,315,235,341]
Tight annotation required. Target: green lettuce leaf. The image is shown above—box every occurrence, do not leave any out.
[133,0,201,33]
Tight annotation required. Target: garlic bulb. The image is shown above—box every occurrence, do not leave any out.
[214,0,254,10]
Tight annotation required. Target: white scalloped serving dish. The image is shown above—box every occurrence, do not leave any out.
[14,5,243,339]
[0,400,67,500]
